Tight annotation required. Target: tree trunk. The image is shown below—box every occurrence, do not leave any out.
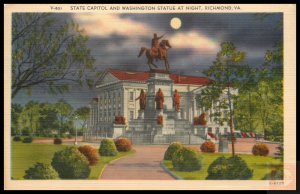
[227,86,235,156]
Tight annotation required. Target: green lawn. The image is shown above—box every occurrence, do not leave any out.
[163,153,283,180]
[11,141,134,180]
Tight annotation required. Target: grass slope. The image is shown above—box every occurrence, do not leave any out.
[11,142,134,180]
[163,153,282,180]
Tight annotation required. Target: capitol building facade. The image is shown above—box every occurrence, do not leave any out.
[85,68,232,144]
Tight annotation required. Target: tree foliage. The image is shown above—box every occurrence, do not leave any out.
[55,99,74,136]
[12,13,96,98]
[17,101,40,135]
[198,42,247,156]
[11,103,23,135]
[75,106,90,131]
[12,100,77,136]
[234,42,283,141]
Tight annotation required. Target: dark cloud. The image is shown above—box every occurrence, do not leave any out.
[12,13,283,108]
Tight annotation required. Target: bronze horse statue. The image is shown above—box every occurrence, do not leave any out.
[138,40,172,71]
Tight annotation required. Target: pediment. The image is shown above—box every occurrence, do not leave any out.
[96,72,119,86]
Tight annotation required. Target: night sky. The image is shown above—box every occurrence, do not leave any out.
[12,13,283,109]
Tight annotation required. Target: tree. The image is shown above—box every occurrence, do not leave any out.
[199,42,246,156]
[12,13,96,98]
[74,107,90,132]
[18,101,40,135]
[11,103,23,135]
[234,65,260,133]
[55,99,73,137]
[38,103,59,135]
[234,42,283,141]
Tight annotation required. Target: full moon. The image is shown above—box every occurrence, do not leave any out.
[170,17,182,30]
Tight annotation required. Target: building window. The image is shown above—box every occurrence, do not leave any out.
[215,127,220,135]
[130,111,134,120]
[129,92,134,101]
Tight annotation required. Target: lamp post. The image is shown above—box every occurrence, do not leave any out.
[74,115,78,145]
[152,128,156,144]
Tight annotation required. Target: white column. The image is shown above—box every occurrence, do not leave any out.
[88,105,92,130]
[193,96,197,117]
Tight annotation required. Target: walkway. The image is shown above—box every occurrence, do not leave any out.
[100,145,175,180]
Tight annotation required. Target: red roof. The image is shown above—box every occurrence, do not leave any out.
[108,69,212,86]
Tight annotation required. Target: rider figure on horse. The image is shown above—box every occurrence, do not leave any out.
[151,33,164,59]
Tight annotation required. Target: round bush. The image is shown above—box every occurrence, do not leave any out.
[13,136,22,142]
[200,141,216,153]
[172,147,202,171]
[115,138,132,152]
[51,147,91,179]
[78,145,100,166]
[262,169,283,180]
[67,134,73,139]
[164,142,183,160]
[24,162,59,179]
[206,156,253,180]
[54,138,62,145]
[99,139,118,156]
[252,143,269,156]
[22,136,33,143]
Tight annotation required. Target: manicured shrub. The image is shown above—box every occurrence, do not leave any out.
[206,156,253,180]
[99,139,118,156]
[21,129,30,136]
[262,169,283,180]
[51,147,90,179]
[24,162,59,179]
[252,143,269,156]
[78,145,100,166]
[199,113,208,125]
[207,132,217,139]
[54,138,62,145]
[114,138,132,152]
[200,141,216,153]
[115,116,126,124]
[164,142,183,160]
[13,136,22,142]
[22,136,33,143]
[172,147,202,171]
[157,115,163,125]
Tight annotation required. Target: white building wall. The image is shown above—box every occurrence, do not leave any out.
[89,75,232,135]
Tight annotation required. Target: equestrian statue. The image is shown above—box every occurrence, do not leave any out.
[138,33,172,71]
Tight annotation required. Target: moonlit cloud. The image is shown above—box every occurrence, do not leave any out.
[13,13,282,108]
[169,31,219,53]
[72,13,151,37]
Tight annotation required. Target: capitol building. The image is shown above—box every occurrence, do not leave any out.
[85,68,232,144]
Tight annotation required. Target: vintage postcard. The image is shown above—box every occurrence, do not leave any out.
[4,4,296,190]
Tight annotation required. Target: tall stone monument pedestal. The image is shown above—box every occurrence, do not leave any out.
[176,111,181,120]
[143,70,175,134]
[128,69,203,143]
[138,110,144,119]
